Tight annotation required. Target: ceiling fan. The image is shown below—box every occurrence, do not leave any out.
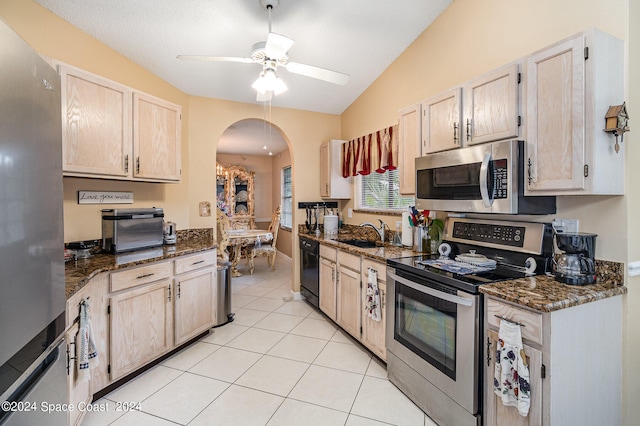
[177,0,350,101]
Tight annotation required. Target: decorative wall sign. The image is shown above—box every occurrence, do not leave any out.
[78,191,134,204]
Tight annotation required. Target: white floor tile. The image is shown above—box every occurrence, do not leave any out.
[105,365,182,403]
[140,372,229,424]
[289,365,364,412]
[189,346,261,383]
[267,398,348,426]
[253,312,304,333]
[345,414,393,425]
[365,357,388,379]
[331,328,359,344]
[290,317,337,340]
[189,384,284,426]
[237,285,273,297]
[232,283,250,294]
[226,327,286,354]
[232,307,270,326]
[80,399,125,425]
[109,410,177,425]
[263,287,294,300]
[242,296,285,312]
[274,300,314,317]
[351,376,425,426]
[267,333,328,363]
[306,308,326,320]
[232,293,259,308]
[236,355,309,396]
[314,341,372,374]
[161,341,220,371]
[199,322,249,346]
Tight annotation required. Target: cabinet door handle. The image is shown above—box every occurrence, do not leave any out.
[136,156,140,174]
[192,260,205,266]
[124,154,129,173]
[177,283,181,299]
[380,289,385,309]
[136,272,155,280]
[527,157,533,186]
[453,122,459,144]
[486,337,492,367]
[167,285,172,301]
[466,119,471,141]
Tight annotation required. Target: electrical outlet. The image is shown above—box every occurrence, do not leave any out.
[347,208,353,218]
[552,218,579,233]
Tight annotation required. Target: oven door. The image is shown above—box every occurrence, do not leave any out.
[415,139,518,214]
[386,268,481,416]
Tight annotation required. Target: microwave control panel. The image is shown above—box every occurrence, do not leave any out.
[493,159,508,199]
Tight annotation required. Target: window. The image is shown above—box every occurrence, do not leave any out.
[281,166,292,229]
[358,169,414,211]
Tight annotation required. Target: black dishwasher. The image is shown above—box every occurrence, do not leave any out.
[299,236,319,308]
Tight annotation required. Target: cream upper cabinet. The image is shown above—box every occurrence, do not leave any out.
[59,64,131,178]
[525,29,624,195]
[58,62,182,182]
[133,92,182,181]
[398,104,422,194]
[464,63,521,146]
[321,139,351,199]
[422,87,462,154]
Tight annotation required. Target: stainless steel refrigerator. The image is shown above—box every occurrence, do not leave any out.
[0,19,67,425]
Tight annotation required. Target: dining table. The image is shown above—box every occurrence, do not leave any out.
[226,229,273,276]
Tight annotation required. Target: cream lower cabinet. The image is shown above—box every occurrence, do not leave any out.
[484,294,623,425]
[319,246,338,321]
[360,259,387,361]
[336,251,361,339]
[66,322,91,426]
[109,279,173,381]
[174,252,217,345]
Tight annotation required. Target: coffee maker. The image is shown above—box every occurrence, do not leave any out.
[553,233,597,285]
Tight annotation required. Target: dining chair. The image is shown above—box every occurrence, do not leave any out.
[216,208,230,261]
[248,206,281,274]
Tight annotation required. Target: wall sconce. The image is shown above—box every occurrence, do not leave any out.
[604,102,630,153]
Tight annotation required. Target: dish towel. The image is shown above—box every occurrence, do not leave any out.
[365,268,381,321]
[77,298,99,382]
[493,320,531,417]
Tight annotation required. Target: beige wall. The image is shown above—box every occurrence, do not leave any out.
[272,149,293,259]
[339,0,636,422]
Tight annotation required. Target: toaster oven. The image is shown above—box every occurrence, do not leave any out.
[101,208,165,253]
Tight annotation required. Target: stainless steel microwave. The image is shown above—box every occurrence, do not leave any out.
[415,140,556,214]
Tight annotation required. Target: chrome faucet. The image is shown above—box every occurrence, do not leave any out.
[360,219,385,243]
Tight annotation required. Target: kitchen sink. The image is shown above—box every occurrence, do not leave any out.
[338,239,378,248]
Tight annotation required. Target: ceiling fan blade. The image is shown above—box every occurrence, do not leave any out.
[256,90,273,102]
[264,33,294,59]
[285,62,350,85]
[176,55,254,64]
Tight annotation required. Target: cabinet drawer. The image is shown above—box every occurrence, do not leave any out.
[362,259,386,282]
[486,298,543,345]
[339,251,361,272]
[320,244,337,262]
[110,261,172,292]
[175,251,216,275]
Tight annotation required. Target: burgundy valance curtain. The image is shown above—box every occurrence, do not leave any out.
[341,124,399,177]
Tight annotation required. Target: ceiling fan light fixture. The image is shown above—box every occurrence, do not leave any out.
[252,68,287,96]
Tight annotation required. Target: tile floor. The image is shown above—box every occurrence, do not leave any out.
[82,255,437,426]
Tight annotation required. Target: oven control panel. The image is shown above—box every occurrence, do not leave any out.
[451,221,526,248]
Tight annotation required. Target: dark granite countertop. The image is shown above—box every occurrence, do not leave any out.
[65,229,217,299]
[301,227,627,313]
[479,259,627,312]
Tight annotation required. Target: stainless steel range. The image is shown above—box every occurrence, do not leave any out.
[386,217,554,426]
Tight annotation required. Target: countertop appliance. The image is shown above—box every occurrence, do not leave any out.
[164,220,177,245]
[415,139,556,214]
[101,207,165,253]
[554,232,597,285]
[386,217,553,426]
[0,19,67,425]
[299,236,320,308]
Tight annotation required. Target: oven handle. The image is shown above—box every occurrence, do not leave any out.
[388,272,473,307]
[479,152,493,208]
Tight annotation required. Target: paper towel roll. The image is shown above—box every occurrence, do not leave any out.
[401,212,413,247]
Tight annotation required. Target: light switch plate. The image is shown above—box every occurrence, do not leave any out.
[552,218,579,233]
[347,208,353,218]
